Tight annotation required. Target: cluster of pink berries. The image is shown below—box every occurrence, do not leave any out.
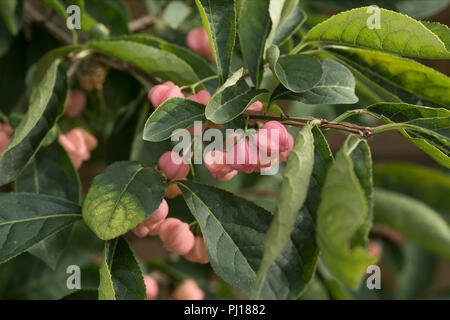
[132,150,209,264]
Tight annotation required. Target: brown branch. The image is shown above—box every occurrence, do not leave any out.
[245,112,374,139]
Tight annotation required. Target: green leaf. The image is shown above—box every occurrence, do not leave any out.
[115,34,217,92]
[195,0,236,83]
[328,46,450,107]
[303,7,450,59]
[317,135,376,289]
[0,193,81,264]
[373,162,450,223]
[82,161,166,240]
[394,242,436,300]
[273,5,306,46]
[15,142,81,204]
[0,0,20,35]
[205,69,267,124]
[27,228,72,270]
[272,59,358,105]
[422,21,450,51]
[89,41,201,86]
[179,180,318,295]
[238,0,271,87]
[374,188,450,260]
[163,1,191,30]
[368,103,450,168]
[98,237,147,300]
[62,289,99,300]
[131,131,173,166]
[0,47,73,186]
[84,0,130,36]
[143,98,206,142]
[267,46,323,93]
[251,123,316,299]
[265,0,298,53]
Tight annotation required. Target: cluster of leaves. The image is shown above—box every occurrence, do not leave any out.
[0,0,449,300]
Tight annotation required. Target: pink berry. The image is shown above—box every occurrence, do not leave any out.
[226,137,258,174]
[187,90,211,105]
[159,218,195,255]
[186,27,213,61]
[173,279,204,300]
[0,124,13,153]
[279,133,294,162]
[259,121,289,151]
[184,236,209,264]
[247,101,264,112]
[65,89,87,117]
[148,81,184,108]
[368,240,382,261]
[143,275,159,300]
[204,150,238,181]
[158,151,190,180]
[58,128,97,169]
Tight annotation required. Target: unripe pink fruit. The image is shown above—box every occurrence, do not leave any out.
[148,81,184,108]
[173,279,204,300]
[58,128,98,169]
[247,101,264,112]
[132,199,169,238]
[186,27,213,61]
[143,275,159,300]
[65,89,87,117]
[0,123,13,153]
[368,240,383,262]
[188,90,211,105]
[158,151,190,180]
[226,137,258,174]
[204,150,237,181]
[159,218,195,255]
[279,133,294,162]
[184,236,209,264]
[259,121,289,152]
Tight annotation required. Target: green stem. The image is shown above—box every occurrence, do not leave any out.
[372,123,421,134]
[332,109,371,123]
[189,163,196,181]
[0,110,9,122]
[180,75,219,93]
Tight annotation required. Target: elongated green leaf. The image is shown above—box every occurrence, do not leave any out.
[115,34,217,91]
[0,47,73,186]
[303,7,450,58]
[0,193,81,264]
[0,0,19,35]
[395,242,436,300]
[374,162,450,223]
[272,59,358,104]
[143,98,206,142]
[264,0,292,52]
[374,188,450,260]
[251,123,315,299]
[273,5,306,46]
[238,0,271,87]
[82,161,166,240]
[89,41,201,86]
[15,142,81,204]
[179,180,318,295]
[98,237,146,300]
[317,135,376,289]
[205,74,267,124]
[368,103,450,168]
[195,0,236,83]
[304,127,334,222]
[328,46,450,107]
[267,46,323,93]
